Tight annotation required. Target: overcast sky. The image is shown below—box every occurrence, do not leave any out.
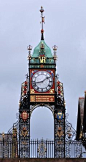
[0,0,86,140]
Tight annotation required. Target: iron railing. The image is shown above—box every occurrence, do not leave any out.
[0,139,86,158]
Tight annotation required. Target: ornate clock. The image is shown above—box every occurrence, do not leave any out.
[32,71,53,92]
[30,69,55,102]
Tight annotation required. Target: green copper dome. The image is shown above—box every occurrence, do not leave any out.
[30,40,54,67]
[32,40,53,58]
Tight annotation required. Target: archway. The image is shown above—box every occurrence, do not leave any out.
[30,106,54,157]
[30,106,54,140]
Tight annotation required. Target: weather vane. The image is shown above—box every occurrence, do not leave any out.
[40,6,45,40]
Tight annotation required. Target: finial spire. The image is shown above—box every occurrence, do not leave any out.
[27,45,32,60]
[40,6,45,40]
[53,45,58,62]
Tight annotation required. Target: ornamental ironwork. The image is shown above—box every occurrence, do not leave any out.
[0,6,86,159]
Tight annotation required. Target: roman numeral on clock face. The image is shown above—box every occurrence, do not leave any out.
[32,82,36,86]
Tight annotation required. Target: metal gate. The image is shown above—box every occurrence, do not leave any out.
[30,139,54,158]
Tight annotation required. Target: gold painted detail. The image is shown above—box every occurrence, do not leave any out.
[79,131,83,139]
[30,95,35,102]
[30,95,55,102]
[22,141,27,145]
[56,127,64,137]
[49,89,54,94]
[21,127,28,137]
[39,56,46,63]
[30,89,35,94]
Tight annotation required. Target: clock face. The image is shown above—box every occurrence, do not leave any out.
[32,71,53,92]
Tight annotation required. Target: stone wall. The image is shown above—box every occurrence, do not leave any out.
[0,159,86,162]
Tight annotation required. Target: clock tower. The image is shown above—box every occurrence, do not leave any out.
[19,6,65,158]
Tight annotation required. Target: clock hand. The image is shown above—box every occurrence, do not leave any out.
[32,79,45,84]
[35,76,51,83]
[35,80,44,83]
[46,76,51,79]
[42,76,51,82]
